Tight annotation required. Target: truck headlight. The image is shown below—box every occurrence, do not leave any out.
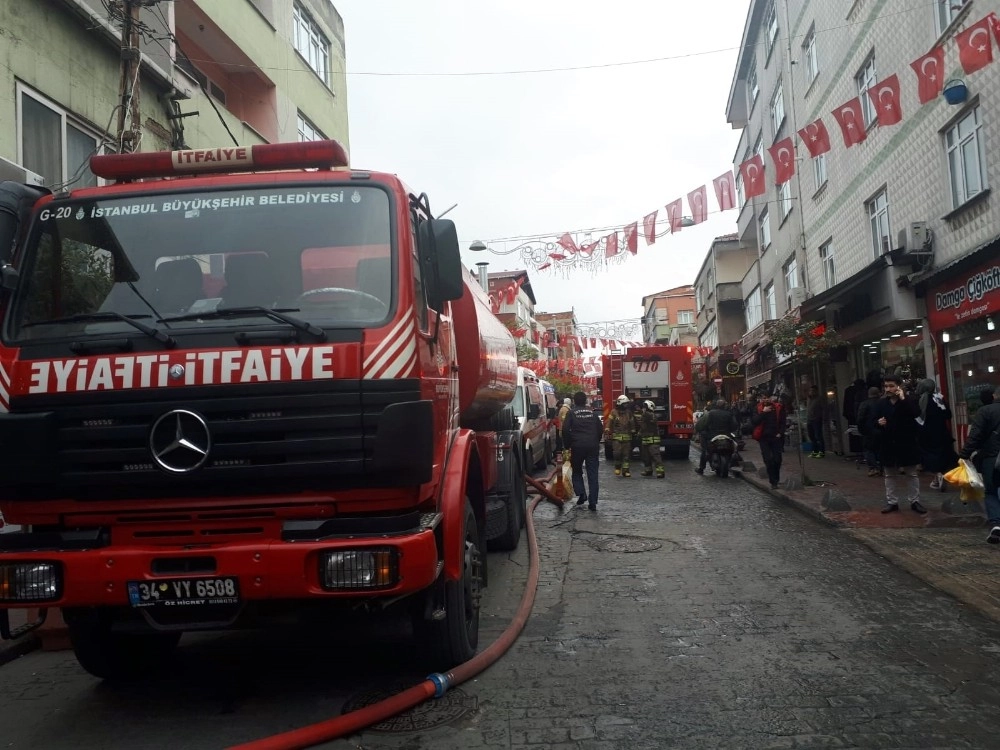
[320,549,398,590]
[0,563,62,602]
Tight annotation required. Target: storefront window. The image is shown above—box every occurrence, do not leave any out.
[860,326,928,383]
[946,318,1000,448]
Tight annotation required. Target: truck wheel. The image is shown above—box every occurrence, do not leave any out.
[490,452,524,551]
[418,500,483,668]
[66,610,181,680]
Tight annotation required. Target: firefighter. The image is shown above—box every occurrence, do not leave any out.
[637,400,665,478]
[605,394,638,477]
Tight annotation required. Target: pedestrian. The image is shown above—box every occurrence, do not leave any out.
[695,399,740,475]
[958,385,1000,543]
[915,378,957,491]
[856,386,883,477]
[605,394,638,477]
[637,400,665,478]
[844,378,866,427]
[562,391,604,511]
[555,397,571,453]
[806,385,826,458]
[873,374,927,514]
[751,393,785,489]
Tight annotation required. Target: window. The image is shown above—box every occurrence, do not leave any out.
[819,240,836,289]
[856,54,877,128]
[783,257,798,308]
[747,60,759,110]
[293,2,330,84]
[736,170,746,208]
[813,153,827,191]
[695,285,703,311]
[945,105,988,208]
[754,133,764,161]
[764,283,777,320]
[17,85,101,188]
[677,310,694,325]
[746,286,763,331]
[701,319,718,350]
[297,112,325,142]
[803,27,818,84]
[759,208,771,249]
[937,0,969,33]
[779,181,792,219]
[770,80,785,137]
[765,4,779,59]
[866,188,891,257]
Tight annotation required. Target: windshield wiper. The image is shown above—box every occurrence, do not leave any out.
[159,307,327,342]
[23,312,176,348]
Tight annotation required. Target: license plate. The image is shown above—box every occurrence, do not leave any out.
[127,577,240,609]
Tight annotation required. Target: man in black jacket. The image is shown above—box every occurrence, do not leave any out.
[695,399,740,475]
[873,374,926,514]
[562,391,604,511]
[959,386,1000,543]
[751,394,785,489]
[855,386,883,476]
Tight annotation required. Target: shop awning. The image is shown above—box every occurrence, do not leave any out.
[800,256,888,322]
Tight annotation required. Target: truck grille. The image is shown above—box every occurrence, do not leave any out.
[0,379,426,500]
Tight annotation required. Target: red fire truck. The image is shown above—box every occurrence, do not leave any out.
[600,345,695,459]
[0,141,527,678]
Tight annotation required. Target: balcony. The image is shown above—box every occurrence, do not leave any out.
[716,282,743,303]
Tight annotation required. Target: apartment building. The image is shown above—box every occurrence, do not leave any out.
[640,286,696,344]
[1,0,347,187]
[726,0,1000,442]
[535,310,582,376]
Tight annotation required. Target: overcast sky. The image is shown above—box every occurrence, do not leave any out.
[337,1,750,331]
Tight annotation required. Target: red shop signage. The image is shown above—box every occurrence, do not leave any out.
[926,257,1000,330]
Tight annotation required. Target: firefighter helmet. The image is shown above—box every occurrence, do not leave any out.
[644,400,655,411]
[616,394,630,406]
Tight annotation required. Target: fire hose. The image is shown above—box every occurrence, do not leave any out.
[227,469,561,750]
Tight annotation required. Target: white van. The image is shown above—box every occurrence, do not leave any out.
[513,367,553,470]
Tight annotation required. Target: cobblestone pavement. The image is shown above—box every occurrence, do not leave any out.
[3,452,1000,749]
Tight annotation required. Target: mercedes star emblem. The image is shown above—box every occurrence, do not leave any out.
[168,364,185,381]
[149,409,211,474]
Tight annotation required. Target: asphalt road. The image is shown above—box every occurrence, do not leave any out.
[2,452,1000,749]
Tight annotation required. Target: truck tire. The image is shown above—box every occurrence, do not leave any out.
[490,451,524,551]
[417,500,483,669]
[66,610,181,680]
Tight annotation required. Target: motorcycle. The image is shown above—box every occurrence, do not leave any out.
[707,432,740,478]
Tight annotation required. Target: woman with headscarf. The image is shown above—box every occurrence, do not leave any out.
[915,378,956,490]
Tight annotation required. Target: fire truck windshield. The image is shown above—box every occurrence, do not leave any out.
[5,185,393,343]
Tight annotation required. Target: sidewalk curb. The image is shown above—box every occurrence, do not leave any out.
[733,467,843,529]
[0,632,40,668]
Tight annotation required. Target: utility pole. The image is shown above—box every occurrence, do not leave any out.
[116,0,143,153]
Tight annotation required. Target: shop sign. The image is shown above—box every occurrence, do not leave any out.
[722,360,743,379]
[927,258,1000,330]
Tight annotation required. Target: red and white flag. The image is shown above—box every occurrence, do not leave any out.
[909,46,945,104]
[687,185,708,224]
[554,232,578,255]
[604,231,619,258]
[831,97,867,147]
[868,74,902,126]
[766,137,796,185]
[624,222,639,255]
[797,118,831,157]
[580,240,599,257]
[665,199,684,233]
[738,155,766,199]
[957,16,994,74]
[712,170,736,211]
[642,210,658,244]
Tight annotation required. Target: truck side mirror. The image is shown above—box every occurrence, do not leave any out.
[418,218,463,308]
[528,403,541,420]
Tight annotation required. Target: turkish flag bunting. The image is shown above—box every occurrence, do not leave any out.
[712,170,736,211]
[767,137,796,184]
[687,185,708,224]
[665,199,684,232]
[642,210,658,244]
[580,240,599,256]
[537,262,551,271]
[909,46,945,104]
[554,233,578,255]
[505,283,517,304]
[548,253,567,261]
[797,118,831,157]
[604,231,619,258]
[738,155,766,199]
[957,16,994,74]
[831,97,867,147]
[624,222,639,254]
[868,74,902,126]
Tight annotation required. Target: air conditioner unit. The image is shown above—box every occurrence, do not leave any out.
[788,287,811,307]
[0,155,45,186]
[896,222,931,254]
